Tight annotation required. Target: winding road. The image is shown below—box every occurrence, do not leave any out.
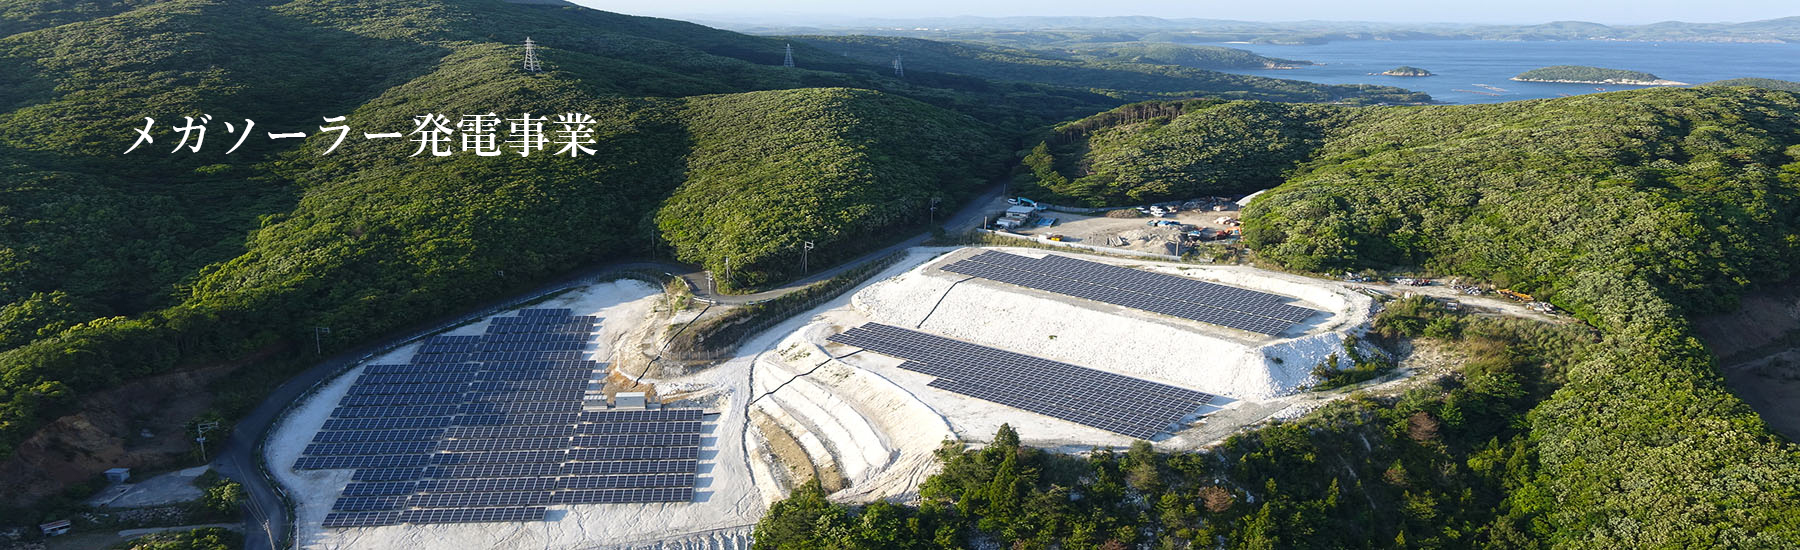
[215,185,1004,550]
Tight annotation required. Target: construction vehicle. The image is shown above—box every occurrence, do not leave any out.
[1007,197,1046,210]
[1044,234,1067,242]
[1497,289,1533,302]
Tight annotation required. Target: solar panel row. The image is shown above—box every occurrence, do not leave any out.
[571,433,701,448]
[320,416,451,431]
[322,506,549,527]
[355,372,477,385]
[943,251,1319,335]
[313,429,444,443]
[575,421,703,435]
[440,437,572,452]
[556,487,692,504]
[830,323,1214,440]
[578,409,704,422]
[475,368,596,381]
[342,482,418,496]
[303,441,441,456]
[338,392,467,407]
[296,454,431,470]
[347,382,469,395]
[486,321,596,334]
[457,401,584,415]
[364,363,483,375]
[330,405,460,418]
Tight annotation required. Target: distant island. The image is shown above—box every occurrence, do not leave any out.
[1512,65,1688,86]
[1377,66,1433,77]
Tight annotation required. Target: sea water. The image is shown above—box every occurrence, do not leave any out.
[1194,39,1800,104]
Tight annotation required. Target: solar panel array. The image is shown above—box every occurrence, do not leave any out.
[829,323,1215,439]
[294,308,708,529]
[940,251,1318,335]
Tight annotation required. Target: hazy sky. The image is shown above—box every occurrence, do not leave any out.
[570,0,1795,25]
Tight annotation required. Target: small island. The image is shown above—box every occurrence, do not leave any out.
[1376,66,1434,77]
[1511,65,1688,86]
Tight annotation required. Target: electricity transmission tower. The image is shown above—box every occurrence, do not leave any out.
[893,55,904,78]
[523,37,543,73]
[783,43,795,68]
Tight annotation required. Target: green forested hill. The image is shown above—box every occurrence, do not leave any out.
[1707,77,1800,92]
[0,0,1016,473]
[894,87,1800,547]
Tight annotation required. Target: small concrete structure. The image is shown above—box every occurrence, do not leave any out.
[996,205,1037,229]
[614,392,647,409]
[105,467,131,483]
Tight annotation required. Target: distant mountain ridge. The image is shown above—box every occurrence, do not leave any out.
[703,14,1800,45]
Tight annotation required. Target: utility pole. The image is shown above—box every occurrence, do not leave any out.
[724,256,732,290]
[194,420,219,462]
[783,43,795,68]
[802,241,814,274]
[929,197,941,227]
[314,326,330,355]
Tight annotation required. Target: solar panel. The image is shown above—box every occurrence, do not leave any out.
[829,323,1213,439]
[363,363,483,375]
[409,491,552,509]
[398,507,546,525]
[560,460,698,475]
[467,390,587,403]
[302,441,440,456]
[440,437,572,452]
[431,450,570,464]
[467,380,589,393]
[427,463,561,479]
[444,425,576,439]
[566,446,698,461]
[415,477,560,494]
[347,383,469,395]
[458,401,584,415]
[558,474,694,489]
[330,405,460,418]
[351,468,425,482]
[553,487,693,504]
[475,369,596,381]
[295,454,431,470]
[452,413,581,426]
[337,392,466,407]
[309,311,713,529]
[332,495,405,511]
[312,429,444,443]
[342,482,418,496]
[320,416,451,431]
[575,421,703,435]
[578,409,704,422]
[571,433,701,448]
[940,252,1319,335]
[355,372,476,385]
[322,511,400,528]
